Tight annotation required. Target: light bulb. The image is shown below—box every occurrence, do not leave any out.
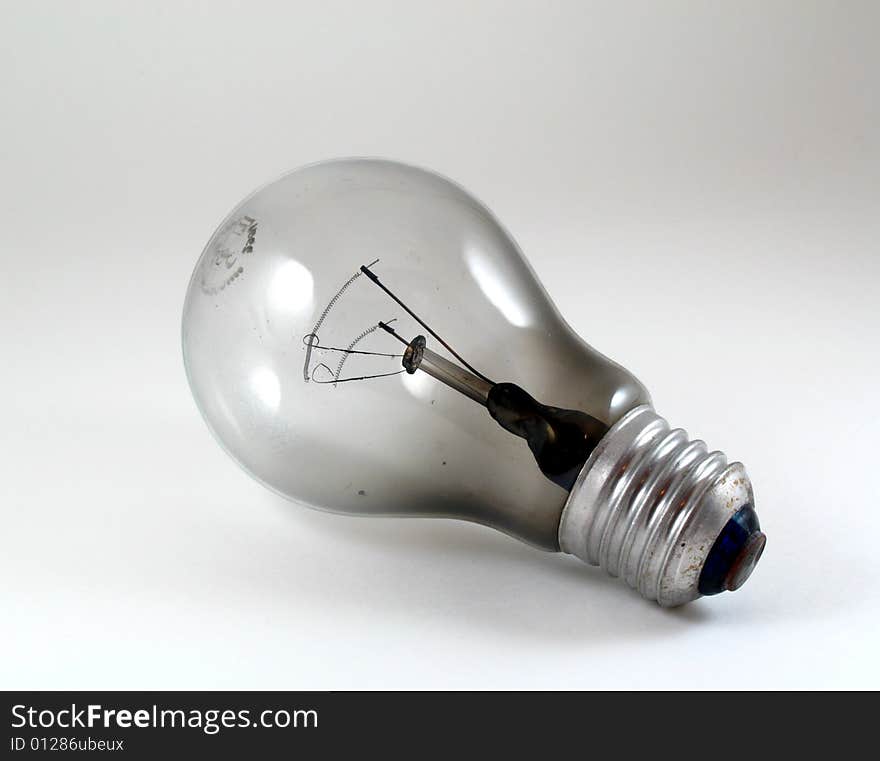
[182,158,765,606]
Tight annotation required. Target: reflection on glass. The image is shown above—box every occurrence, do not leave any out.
[267,259,314,316]
[465,244,532,327]
[249,365,281,412]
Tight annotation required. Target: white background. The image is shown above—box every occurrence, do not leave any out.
[2,1,878,689]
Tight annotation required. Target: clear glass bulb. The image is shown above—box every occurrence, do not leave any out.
[183,158,765,606]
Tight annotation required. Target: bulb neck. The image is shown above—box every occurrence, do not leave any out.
[558,405,764,607]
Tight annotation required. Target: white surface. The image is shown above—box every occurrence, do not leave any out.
[2,1,878,689]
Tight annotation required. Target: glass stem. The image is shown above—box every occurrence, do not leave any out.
[418,347,493,406]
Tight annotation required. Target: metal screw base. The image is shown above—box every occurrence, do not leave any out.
[558,405,758,606]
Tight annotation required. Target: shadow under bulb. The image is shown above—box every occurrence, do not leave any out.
[182,158,765,607]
